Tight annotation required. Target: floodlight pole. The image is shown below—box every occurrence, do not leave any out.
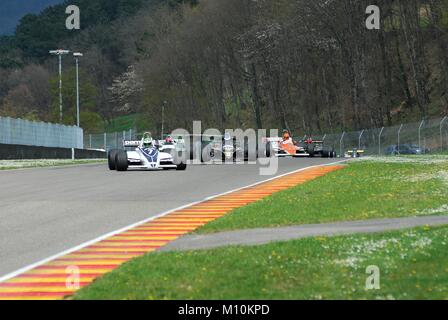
[339,132,345,157]
[358,130,365,150]
[397,124,403,155]
[162,101,167,138]
[418,120,425,150]
[378,127,384,155]
[73,52,83,127]
[441,116,448,152]
[49,49,70,122]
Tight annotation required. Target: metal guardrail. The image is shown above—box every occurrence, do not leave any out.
[0,116,83,149]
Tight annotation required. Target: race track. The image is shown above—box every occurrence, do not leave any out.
[0,158,344,278]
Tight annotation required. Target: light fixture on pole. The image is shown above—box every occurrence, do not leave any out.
[49,49,70,122]
[73,52,83,127]
[162,100,167,139]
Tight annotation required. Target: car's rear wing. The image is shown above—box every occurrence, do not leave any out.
[123,140,141,147]
[158,139,186,145]
[347,149,365,154]
[262,137,283,143]
[124,139,186,148]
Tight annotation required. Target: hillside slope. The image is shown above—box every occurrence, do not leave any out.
[0,0,63,35]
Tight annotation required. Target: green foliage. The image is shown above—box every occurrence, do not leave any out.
[0,0,200,127]
[15,9,70,60]
[80,111,103,132]
[104,113,139,132]
[0,57,22,69]
[441,9,448,29]
[108,112,156,133]
[0,36,22,68]
[1,0,446,131]
[13,0,158,61]
[49,67,99,129]
[1,0,199,62]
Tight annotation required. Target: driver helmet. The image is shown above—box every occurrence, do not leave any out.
[165,135,174,143]
[143,137,153,148]
[282,130,291,141]
[224,132,232,141]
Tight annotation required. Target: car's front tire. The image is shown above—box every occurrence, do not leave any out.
[108,149,119,170]
[176,163,187,171]
[115,150,128,171]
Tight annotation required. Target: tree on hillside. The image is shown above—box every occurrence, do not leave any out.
[108,65,144,114]
[49,67,102,131]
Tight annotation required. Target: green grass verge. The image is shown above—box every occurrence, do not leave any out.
[74,225,448,300]
[0,159,106,170]
[197,155,448,234]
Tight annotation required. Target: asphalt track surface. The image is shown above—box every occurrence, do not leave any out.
[162,215,448,251]
[0,158,344,278]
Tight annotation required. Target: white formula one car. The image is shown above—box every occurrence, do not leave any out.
[108,132,187,171]
[203,132,246,162]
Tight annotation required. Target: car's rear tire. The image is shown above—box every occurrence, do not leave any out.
[308,145,315,158]
[108,149,119,170]
[324,148,335,158]
[265,143,271,157]
[172,150,188,170]
[115,150,128,171]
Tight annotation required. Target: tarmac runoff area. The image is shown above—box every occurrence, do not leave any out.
[161,215,448,251]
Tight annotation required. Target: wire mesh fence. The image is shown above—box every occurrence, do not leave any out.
[84,129,135,151]
[83,116,448,155]
[0,116,83,149]
[321,116,448,156]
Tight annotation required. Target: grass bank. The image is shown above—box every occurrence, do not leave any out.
[197,155,448,234]
[74,225,448,300]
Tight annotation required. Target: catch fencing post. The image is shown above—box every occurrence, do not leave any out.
[378,127,384,155]
[104,133,107,151]
[339,132,345,158]
[358,130,365,150]
[440,116,447,152]
[397,124,403,155]
[418,120,425,150]
[89,134,92,149]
